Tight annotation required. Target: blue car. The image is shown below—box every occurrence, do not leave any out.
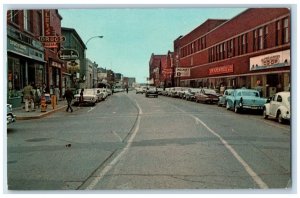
[218,89,234,107]
[226,88,267,113]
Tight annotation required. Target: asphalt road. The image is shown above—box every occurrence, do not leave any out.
[6,91,291,191]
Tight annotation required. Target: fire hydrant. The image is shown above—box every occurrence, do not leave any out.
[40,95,47,112]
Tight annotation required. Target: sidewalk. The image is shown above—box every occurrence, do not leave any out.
[14,100,68,120]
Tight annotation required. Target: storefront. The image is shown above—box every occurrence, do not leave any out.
[249,50,290,97]
[7,29,45,107]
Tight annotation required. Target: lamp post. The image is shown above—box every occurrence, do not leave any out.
[84,35,103,88]
[85,35,104,46]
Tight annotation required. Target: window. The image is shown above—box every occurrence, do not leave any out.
[37,11,43,36]
[23,10,32,32]
[277,95,282,102]
[9,10,19,24]
[258,28,263,50]
[276,21,281,46]
[264,26,268,48]
[220,43,224,60]
[283,18,289,43]
[253,30,257,51]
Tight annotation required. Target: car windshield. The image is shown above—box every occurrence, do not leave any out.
[204,89,216,94]
[242,91,259,97]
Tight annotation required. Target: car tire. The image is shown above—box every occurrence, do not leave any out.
[277,111,284,123]
[234,103,239,113]
[263,108,268,119]
[226,102,230,110]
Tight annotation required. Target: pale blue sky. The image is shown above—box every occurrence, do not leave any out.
[59,8,247,83]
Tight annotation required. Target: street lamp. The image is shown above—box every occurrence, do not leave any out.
[85,35,104,46]
[84,36,103,88]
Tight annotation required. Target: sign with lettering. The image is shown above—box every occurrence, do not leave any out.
[175,67,190,77]
[250,50,290,71]
[39,36,65,43]
[209,64,234,75]
[44,10,51,36]
[57,49,79,61]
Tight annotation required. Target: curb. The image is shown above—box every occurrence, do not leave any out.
[16,105,67,120]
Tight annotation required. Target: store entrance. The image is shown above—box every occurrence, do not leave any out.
[266,74,280,97]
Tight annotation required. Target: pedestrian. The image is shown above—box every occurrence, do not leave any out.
[64,87,74,112]
[23,82,34,112]
[34,84,41,109]
[54,86,60,105]
[79,88,84,107]
[126,87,129,94]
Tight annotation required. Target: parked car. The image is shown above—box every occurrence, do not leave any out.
[145,86,158,98]
[218,89,235,107]
[7,104,16,125]
[74,89,97,106]
[135,87,144,94]
[157,87,164,95]
[184,88,201,101]
[98,88,109,100]
[178,87,190,99]
[263,91,290,123]
[226,88,267,113]
[195,88,219,104]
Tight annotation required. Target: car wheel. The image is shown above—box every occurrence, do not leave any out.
[263,108,268,119]
[277,111,284,123]
[226,102,230,110]
[234,104,239,113]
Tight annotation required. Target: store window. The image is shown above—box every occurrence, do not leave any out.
[8,57,22,97]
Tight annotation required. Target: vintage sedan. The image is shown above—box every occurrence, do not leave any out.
[185,88,201,101]
[195,88,219,104]
[218,89,235,107]
[263,91,290,123]
[74,89,97,106]
[226,88,267,113]
[7,104,16,125]
[145,86,158,98]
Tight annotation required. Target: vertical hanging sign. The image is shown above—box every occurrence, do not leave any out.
[44,10,51,36]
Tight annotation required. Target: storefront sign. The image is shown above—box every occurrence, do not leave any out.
[58,49,79,60]
[29,48,44,62]
[250,50,290,71]
[209,64,234,75]
[8,38,28,55]
[8,38,44,62]
[44,10,51,36]
[67,60,80,73]
[175,67,190,77]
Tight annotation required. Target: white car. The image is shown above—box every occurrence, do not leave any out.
[263,91,290,123]
[74,89,97,106]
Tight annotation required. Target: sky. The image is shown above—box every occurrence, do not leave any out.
[59,7,247,83]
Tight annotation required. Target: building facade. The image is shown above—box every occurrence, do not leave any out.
[174,8,290,97]
[149,53,167,87]
[61,27,87,89]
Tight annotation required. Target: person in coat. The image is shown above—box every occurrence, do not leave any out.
[64,87,74,112]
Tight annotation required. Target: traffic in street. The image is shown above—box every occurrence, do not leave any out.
[7,90,291,190]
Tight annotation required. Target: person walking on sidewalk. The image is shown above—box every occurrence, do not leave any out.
[64,87,74,112]
[23,82,34,112]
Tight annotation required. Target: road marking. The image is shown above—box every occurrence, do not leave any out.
[167,101,269,189]
[85,99,142,190]
[111,131,123,142]
[193,116,269,189]
[87,107,95,113]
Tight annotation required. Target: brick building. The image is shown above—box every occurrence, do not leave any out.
[7,10,46,107]
[174,8,290,97]
[149,53,168,87]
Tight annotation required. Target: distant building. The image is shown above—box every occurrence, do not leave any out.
[149,53,167,87]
